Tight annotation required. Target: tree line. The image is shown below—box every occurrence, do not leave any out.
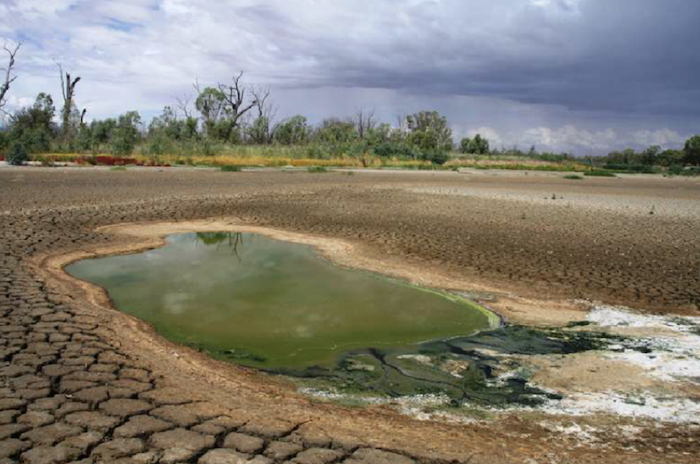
[1,43,699,169]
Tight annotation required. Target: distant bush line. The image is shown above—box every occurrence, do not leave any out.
[1,85,699,174]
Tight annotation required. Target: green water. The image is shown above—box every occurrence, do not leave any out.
[67,232,494,369]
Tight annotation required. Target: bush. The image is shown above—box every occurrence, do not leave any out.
[668,164,684,175]
[373,142,415,159]
[6,142,29,165]
[585,170,616,177]
[603,164,658,174]
[0,131,8,152]
[668,165,700,176]
[420,149,449,165]
[563,174,583,180]
[220,165,241,172]
[36,155,55,167]
[307,166,328,173]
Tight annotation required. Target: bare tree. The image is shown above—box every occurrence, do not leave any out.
[0,42,21,113]
[251,86,271,119]
[250,85,276,143]
[395,113,408,133]
[54,60,81,140]
[217,71,257,129]
[354,108,376,139]
[175,92,193,119]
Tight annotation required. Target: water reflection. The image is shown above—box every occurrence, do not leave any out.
[195,232,244,260]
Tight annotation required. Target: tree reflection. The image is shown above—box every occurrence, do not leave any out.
[195,232,244,261]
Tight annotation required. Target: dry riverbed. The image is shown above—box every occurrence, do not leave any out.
[1,166,699,464]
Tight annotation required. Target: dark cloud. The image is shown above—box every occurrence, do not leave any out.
[1,0,698,153]
[301,0,700,116]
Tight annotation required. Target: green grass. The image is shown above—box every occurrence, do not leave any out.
[220,165,242,172]
[585,170,616,177]
[109,166,127,171]
[307,166,328,173]
[563,174,583,180]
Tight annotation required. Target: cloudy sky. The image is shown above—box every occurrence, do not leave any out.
[1,0,698,154]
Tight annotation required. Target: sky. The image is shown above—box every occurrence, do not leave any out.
[1,0,698,154]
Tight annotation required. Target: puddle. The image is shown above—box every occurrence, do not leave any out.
[66,232,496,369]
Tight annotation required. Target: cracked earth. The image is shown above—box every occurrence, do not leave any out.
[1,168,699,464]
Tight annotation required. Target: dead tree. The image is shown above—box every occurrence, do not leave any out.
[250,85,277,143]
[0,42,21,113]
[355,108,376,139]
[175,93,193,119]
[251,86,271,119]
[54,60,81,140]
[217,71,257,129]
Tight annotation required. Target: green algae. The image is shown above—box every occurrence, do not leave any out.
[66,232,494,369]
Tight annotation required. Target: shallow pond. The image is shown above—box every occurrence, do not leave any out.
[67,232,495,369]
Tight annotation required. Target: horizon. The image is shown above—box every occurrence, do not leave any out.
[2,0,699,155]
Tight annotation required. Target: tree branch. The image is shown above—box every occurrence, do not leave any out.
[0,42,21,110]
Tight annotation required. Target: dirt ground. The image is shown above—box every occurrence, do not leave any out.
[1,166,699,464]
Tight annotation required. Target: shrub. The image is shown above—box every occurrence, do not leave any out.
[668,165,700,176]
[0,131,8,152]
[36,155,55,167]
[109,166,127,171]
[420,149,450,165]
[603,164,658,174]
[563,174,583,180]
[585,170,616,177]
[668,164,684,175]
[6,142,29,165]
[307,166,328,173]
[220,165,241,172]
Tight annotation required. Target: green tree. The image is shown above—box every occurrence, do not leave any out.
[314,118,357,144]
[459,134,489,155]
[110,111,142,156]
[472,134,489,154]
[640,145,661,166]
[683,135,700,166]
[6,140,28,165]
[405,111,453,152]
[246,116,270,144]
[658,149,684,167]
[195,87,226,136]
[7,93,56,154]
[273,115,309,145]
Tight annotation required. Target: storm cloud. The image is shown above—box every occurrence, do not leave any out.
[1,0,698,153]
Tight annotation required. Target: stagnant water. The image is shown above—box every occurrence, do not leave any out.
[67,232,495,369]
[67,231,628,407]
